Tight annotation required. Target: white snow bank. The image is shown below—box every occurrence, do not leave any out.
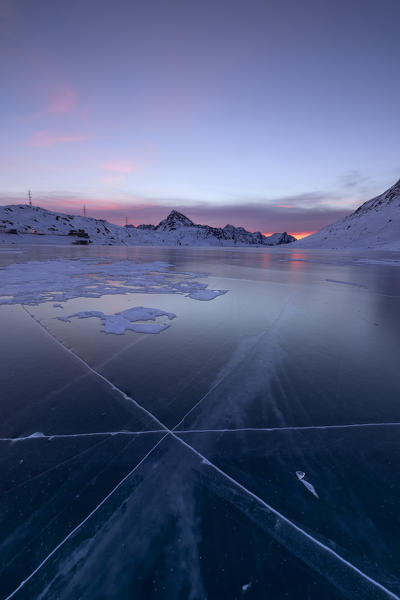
[59,307,176,335]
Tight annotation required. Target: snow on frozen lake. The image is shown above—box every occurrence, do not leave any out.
[1,244,400,600]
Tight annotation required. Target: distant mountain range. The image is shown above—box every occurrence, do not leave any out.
[0,205,296,247]
[3,178,398,250]
[295,178,400,250]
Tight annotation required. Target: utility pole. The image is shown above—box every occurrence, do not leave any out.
[125,216,128,227]
[83,205,87,218]
[28,189,32,207]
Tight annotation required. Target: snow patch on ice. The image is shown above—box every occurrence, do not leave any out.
[187,289,227,301]
[59,307,176,335]
[0,258,228,306]
[241,581,252,593]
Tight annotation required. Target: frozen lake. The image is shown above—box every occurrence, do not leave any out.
[1,245,400,600]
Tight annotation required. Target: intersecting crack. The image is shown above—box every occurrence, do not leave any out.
[4,305,399,600]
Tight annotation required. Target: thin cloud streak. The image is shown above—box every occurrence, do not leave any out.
[101,161,141,174]
[28,131,89,147]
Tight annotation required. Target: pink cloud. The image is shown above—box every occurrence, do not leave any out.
[29,131,88,147]
[101,161,141,174]
[47,86,77,114]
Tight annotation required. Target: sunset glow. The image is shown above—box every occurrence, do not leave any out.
[1,0,399,234]
[290,231,317,240]
[263,231,316,240]
[1,3,400,597]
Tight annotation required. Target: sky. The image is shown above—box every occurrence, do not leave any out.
[1,0,399,236]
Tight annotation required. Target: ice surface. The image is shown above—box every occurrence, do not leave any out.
[0,248,24,253]
[326,279,366,287]
[59,307,176,335]
[355,258,400,266]
[1,247,400,600]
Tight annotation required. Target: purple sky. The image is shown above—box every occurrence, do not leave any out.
[1,0,399,234]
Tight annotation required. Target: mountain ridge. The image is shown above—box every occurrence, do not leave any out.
[295,178,400,250]
[0,204,296,247]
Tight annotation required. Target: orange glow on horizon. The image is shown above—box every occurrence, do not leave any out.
[262,231,316,240]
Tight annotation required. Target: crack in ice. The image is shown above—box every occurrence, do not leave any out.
[175,422,400,434]
[0,430,165,443]
[5,306,400,600]
[3,434,170,600]
[6,422,400,445]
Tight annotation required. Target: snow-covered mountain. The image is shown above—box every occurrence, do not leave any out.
[0,205,296,247]
[150,210,295,246]
[296,178,400,250]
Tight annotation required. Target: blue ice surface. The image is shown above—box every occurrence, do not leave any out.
[1,245,400,600]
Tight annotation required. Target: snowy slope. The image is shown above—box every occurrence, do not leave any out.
[0,205,296,247]
[295,179,400,250]
[0,205,127,244]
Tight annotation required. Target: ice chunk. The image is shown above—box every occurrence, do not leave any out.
[187,289,228,301]
[296,471,319,498]
[118,306,175,322]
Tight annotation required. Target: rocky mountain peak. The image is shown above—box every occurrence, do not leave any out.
[156,210,195,231]
[354,177,400,215]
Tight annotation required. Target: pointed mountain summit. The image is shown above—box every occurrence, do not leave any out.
[296,178,400,249]
[156,210,195,231]
[354,178,400,215]
[154,210,295,245]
